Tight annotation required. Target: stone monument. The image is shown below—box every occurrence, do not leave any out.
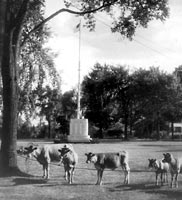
[68,118,91,143]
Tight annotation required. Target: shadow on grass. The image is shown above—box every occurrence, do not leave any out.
[37,181,96,187]
[0,167,33,178]
[13,177,48,186]
[146,188,182,200]
[109,182,182,200]
[109,182,158,192]
[12,177,94,187]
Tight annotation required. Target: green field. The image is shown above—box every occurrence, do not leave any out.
[0,140,182,200]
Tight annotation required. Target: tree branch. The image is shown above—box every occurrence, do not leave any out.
[21,0,118,47]
[13,0,29,45]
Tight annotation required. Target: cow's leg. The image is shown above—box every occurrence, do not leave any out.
[68,169,71,184]
[174,173,178,188]
[124,170,130,184]
[64,166,68,181]
[170,173,174,188]
[42,165,46,178]
[122,163,130,184]
[160,173,163,186]
[155,172,159,186]
[99,170,104,185]
[45,164,49,179]
[122,169,129,184]
[68,167,74,184]
[71,166,75,183]
[166,172,168,184]
[163,172,166,183]
[96,170,100,185]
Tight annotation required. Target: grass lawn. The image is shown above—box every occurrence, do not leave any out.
[0,140,182,200]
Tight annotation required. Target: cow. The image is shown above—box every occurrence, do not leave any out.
[163,153,182,188]
[148,158,169,186]
[17,143,74,179]
[85,151,130,185]
[58,145,78,184]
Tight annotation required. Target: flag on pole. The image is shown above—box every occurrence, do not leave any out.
[74,22,80,33]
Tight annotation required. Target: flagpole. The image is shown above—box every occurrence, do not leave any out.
[77,19,81,119]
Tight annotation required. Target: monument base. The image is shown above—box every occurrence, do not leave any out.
[68,118,91,143]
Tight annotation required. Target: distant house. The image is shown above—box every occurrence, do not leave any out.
[169,122,182,137]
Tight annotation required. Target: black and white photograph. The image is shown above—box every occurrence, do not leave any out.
[0,0,182,199]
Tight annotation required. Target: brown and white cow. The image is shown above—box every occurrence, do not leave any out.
[58,145,78,184]
[148,158,169,186]
[85,151,130,185]
[17,143,73,179]
[163,153,182,188]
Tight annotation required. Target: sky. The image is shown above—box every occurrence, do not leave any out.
[44,0,182,92]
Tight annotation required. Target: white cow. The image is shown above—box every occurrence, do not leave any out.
[58,145,78,184]
[17,143,73,179]
[85,151,130,185]
[163,153,182,188]
[148,158,169,186]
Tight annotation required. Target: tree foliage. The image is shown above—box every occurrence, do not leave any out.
[65,0,169,39]
[82,64,182,140]
[34,85,62,138]
[60,89,77,119]
[82,63,130,138]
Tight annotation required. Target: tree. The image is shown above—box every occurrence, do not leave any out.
[55,89,77,136]
[0,0,169,174]
[34,86,62,139]
[18,48,61,123]
[131,67,175,139]
[162,67,182,139]
[82,63,115,138]
[61,89,77,119]
[18,5,60,125]
[108,66,132,140]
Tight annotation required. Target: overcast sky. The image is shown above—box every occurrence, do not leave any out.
[44,0,182,92]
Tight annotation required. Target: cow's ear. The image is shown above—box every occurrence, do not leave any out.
[85,153,88,156]
[33,147,37,151]
[65,149,70,154]
[25,147,29,150]
[58,149,62,153]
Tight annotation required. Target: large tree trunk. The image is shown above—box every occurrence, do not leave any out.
[0,1,22,174]
[0,0,7,69]
[0,0,29,175]
[1,29,19,174]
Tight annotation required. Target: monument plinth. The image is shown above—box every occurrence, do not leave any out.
[68,118,91,143]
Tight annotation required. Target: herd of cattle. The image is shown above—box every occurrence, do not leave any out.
[17,143,182,188]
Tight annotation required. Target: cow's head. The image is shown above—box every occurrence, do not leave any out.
[17,145,37,159]
[17,146,25,155]
[22,145,38,158]
[58,145,71,162]
[163,153,172,163]
[85,152,97,164]
[148,158,156,168]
